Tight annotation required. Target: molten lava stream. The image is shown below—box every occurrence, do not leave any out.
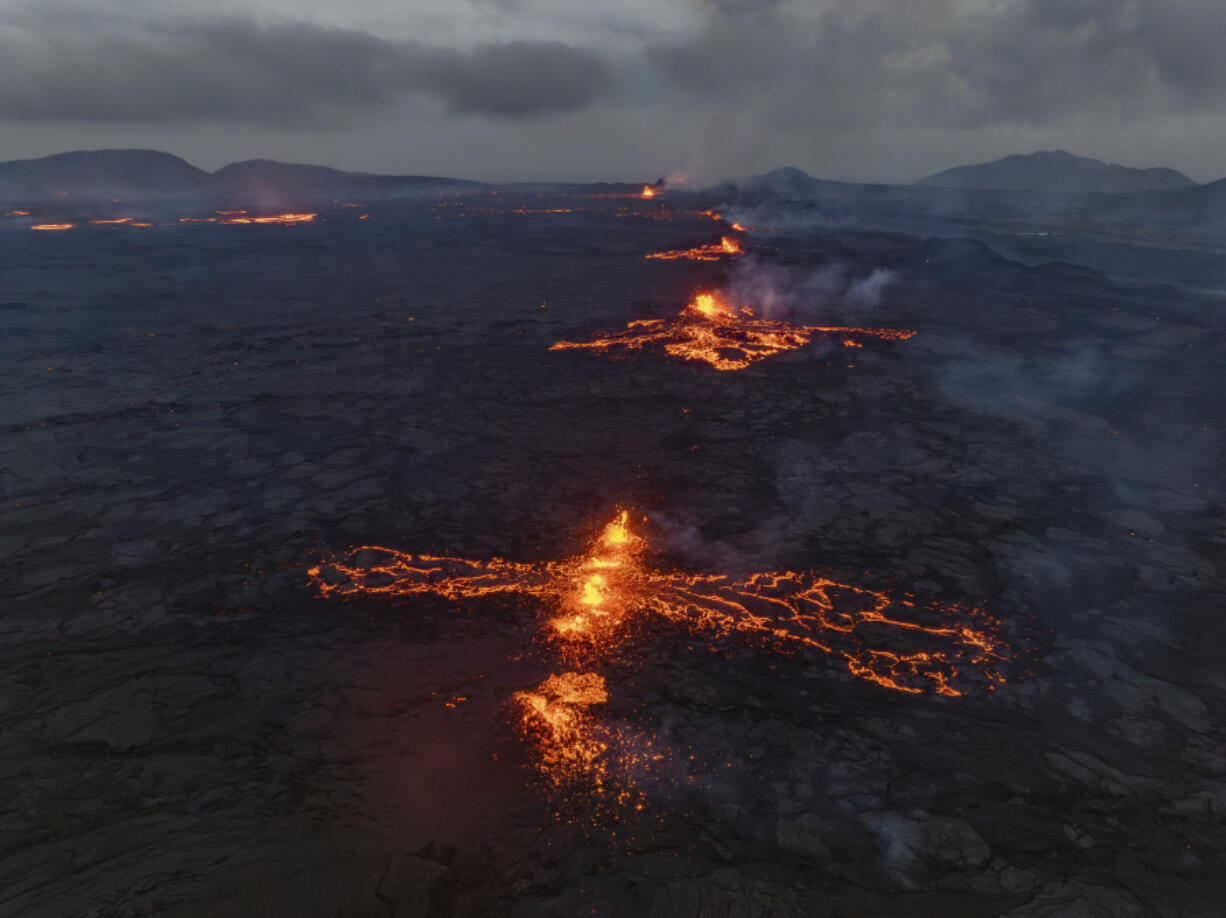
[310,510,1010,794]
[645,236,744,262]
[550,290,916,371]
[221,213,316,224]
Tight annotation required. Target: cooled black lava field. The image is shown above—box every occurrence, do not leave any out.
[3,194,1225,916]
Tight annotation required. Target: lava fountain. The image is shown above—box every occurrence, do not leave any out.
[550,290,916,371]
[310,511,1010,795]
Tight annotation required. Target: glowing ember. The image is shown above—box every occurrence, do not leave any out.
[646,236,744,262]
[30,223,73,231]
[89,217,132,225]
[640,185,657,199]
[311,510,1011,793]
[550,290,916,371]
[513,672,612,790]
[6,210,31,216]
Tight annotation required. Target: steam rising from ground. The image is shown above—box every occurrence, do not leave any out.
[722,256,896,321]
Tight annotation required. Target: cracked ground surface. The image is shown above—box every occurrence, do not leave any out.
[2,197,1225,916]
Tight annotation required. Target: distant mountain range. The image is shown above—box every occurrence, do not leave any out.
[3,147,1224,231]
[0,149,212,198]
[1,147,1211,202]
[0,148,487,201]
[717,163,1226,231]
[916,150,1196,194]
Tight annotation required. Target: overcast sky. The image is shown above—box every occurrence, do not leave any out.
[2,0,1224,184]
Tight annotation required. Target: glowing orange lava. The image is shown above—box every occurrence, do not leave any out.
[220,212,316,225]
[310,510,1010,793]
[30,223,73,231]
[89,217,132,225]
[641,185,657,199]
[513,672,612,791]
[550,290,916,371]
[646,236,744,262]
[175,212,316,225]
[7,210,31,216]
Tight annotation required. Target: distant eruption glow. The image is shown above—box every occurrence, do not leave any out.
[550,290,916,371]
[310,511,1010,795]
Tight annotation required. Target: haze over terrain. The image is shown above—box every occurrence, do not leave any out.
[3,0,1226,183]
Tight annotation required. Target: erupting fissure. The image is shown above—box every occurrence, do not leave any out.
[310,511,1009,795]
[550,290,916,371]
[645,236,744,262]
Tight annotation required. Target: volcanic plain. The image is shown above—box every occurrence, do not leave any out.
[2,192,1224,917]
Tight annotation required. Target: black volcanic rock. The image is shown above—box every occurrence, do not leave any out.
[917,150,1196,194]
[0,149,210,200]
[4,196,1226,917]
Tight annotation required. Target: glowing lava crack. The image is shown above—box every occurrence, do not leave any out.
[310,512,1010,796]
[645,236,744,261]
[550,291,916,371]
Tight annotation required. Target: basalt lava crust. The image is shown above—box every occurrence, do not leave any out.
[1,196,1224,917]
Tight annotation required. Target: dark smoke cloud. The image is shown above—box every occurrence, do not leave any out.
[0,19,613,125]
[649,0,1226,131]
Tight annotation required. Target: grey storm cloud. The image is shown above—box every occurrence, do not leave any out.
[649,0,1226,131]
[0,19,614,124]
[4,0,1226,183]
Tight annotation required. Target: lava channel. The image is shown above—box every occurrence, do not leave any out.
[550,291,916,371]
[310,511,1010,795]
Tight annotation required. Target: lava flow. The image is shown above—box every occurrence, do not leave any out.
[646,236,743,262]
[178,212,316,225]
[550,290,916,371]
[310,510,1010,794]
[220,212,316,225]
[640,185,657,199]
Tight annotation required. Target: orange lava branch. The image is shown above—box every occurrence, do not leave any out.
[645,236,744,262]
[310,511,1010,791]
[550,291,916,371]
